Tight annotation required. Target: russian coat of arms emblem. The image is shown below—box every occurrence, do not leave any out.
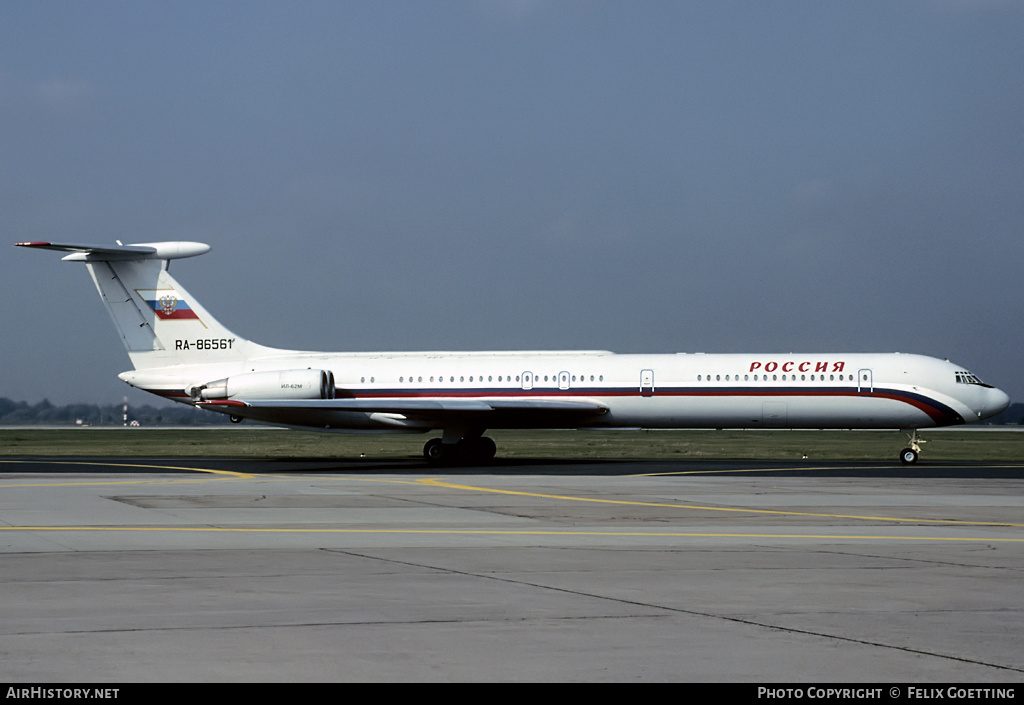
[159,294,178,316]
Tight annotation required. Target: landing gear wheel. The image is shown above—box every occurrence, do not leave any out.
[462,436,497,463]
[899,430,924,465]
[423,438,446,464]
[479,436,497,461]
[423,436,497,465]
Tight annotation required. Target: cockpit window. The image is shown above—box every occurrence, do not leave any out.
[955,371,992,387]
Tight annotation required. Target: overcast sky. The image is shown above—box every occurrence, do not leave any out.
[3,0,1023,406]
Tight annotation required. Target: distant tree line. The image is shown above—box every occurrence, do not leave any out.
[981,402,1024,426]
[0,397,232,426]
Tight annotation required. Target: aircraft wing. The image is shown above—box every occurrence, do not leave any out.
[198,396,609,429]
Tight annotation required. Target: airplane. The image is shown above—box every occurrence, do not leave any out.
[16,240,1011,465]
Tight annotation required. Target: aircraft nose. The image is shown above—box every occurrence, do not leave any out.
[981,387,1011,420]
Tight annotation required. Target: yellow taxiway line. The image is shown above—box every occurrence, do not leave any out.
[417,478,1024,528]
[2,460,1023,534]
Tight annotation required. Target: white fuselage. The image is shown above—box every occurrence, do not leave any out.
[124,349,1009,432]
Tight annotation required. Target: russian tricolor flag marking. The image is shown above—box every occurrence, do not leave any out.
[137,290,201,321]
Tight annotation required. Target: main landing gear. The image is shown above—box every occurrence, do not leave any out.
[899,430,924,465]
[423,436,497,465]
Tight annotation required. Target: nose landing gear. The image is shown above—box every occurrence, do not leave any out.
[899,430,924,465]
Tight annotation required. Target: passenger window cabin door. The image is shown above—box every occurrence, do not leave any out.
[640,369,654,397]
[857,369,873,396]
[558,371,570,390]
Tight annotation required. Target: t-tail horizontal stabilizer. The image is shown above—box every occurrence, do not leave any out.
[15,241,211,261]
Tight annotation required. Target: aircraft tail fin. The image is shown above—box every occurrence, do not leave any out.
[15,241,279,371]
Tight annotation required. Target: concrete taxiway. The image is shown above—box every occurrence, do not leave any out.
[1,457,1022,682]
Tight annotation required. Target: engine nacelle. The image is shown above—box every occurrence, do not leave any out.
[191,369,335,402]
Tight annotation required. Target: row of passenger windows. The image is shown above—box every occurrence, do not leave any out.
[354,373,858,385]
[359,374,606,384]
[698,373,854,382]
